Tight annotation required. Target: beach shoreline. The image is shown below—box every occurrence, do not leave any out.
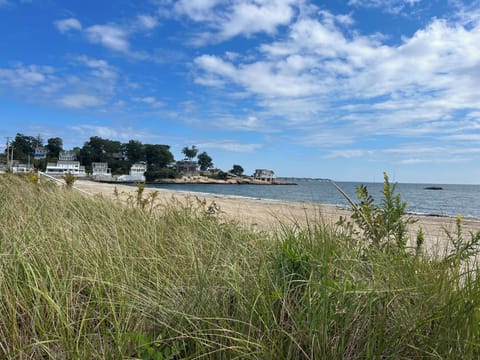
[73,179,480,252]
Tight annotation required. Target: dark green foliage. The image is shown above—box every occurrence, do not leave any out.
[125,140,145,163]
[197,151,213,171]
[10,133,42,162]
[145,168,177,181]
[444,214,480,266]
[128,332,186,360]
[77,136,174,175]
[335,172,415,252]
[46,137,63,159]
[208,171,228,180]
[181,145,197,160]
[230,164,244,176]
[145,144,174,170]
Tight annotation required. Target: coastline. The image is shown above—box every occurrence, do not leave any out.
[91,175,297,185]
[73,179,480,252]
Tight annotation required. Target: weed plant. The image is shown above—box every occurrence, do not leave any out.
[1,173,480,359]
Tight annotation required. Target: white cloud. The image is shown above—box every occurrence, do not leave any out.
[325,149,373,159]
[56,13,161,55]
[218,0,295,39]
[348,0,423,14]
[0,0,33,7]
[174,0,223,22]
[134,96,165,108]
[0,61,119,110]
[58,94,104,108]
[74,55,117,80]
[198,140,262,153]
[194,55,321,97]
[194,7,480,154]
[136,14,158,30]
[0,64,53,87]
[85,25,130,52]
[55,18,132,52]
[174,0,298,43]
[70,124,125,139]
[55,18,82,33]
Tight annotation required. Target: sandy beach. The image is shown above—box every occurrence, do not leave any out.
[73,179,480,253]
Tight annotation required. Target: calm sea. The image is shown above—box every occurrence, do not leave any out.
[148,180,480,218]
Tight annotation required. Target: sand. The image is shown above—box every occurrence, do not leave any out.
[72,179,480,253]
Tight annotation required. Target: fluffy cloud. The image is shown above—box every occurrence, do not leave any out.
[85,25,130,52]
[174,0,298,43]
[55,12,159,54]
[0,64,53,87]
[198,140,262,153]
[70,124,123,138]
[0,55,123,112]
[74,55,117,80]
[58,94,104,109]
[136,14,158,30]
[187,2,480,168]
[54,18,82,33]
[194,9,480,147]
[134,96,165,108]
[348,0,423,14]
[174,0,224,22]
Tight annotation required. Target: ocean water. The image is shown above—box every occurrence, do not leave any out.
[148,180,480,218]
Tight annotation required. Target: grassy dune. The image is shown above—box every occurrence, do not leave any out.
[1,174,480,359]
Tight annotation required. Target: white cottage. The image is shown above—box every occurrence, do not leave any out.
[117,163,147,182]
[253,169,275,182]
[92,162,111,178]
[45,161,87,177]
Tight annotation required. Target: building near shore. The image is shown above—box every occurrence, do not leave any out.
[91,162,112,180]
[45,161,87,177]
[253,169,275,182]
[11,160,33,173]
[117,162,146,182]
[59,150,77,161]
[176,160,198,175]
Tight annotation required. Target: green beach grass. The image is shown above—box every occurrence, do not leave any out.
[1,173,480,359]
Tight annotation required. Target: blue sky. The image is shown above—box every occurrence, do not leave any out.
[1,0,480,183]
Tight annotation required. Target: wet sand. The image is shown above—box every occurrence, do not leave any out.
[73,179,480,253]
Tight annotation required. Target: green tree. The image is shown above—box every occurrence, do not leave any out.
[46,137,63,160]
[11,133,41,162]
[145,144,174,170]
[197,152,213,171]
[79,136,124,173]
[230,164,244,176]
[125,140,145,163]
[182,145,198,160]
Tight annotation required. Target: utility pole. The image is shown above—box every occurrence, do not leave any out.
[6,137,10,171]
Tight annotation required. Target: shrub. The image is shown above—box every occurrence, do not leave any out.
[145,168,177,181]
[334,172,415,253]
[208,171,228,180]
[62,172,76,187]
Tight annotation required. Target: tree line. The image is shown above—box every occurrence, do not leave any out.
[3,133,245,180]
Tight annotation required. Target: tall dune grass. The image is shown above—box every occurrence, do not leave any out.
[1,174,480,359]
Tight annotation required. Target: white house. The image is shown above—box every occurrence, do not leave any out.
[45,161,87,177]
[12,161,33,173]
[59,151,77,161]
[117,162,147,182]
[91,162,111,179]
[253,169,275,182]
